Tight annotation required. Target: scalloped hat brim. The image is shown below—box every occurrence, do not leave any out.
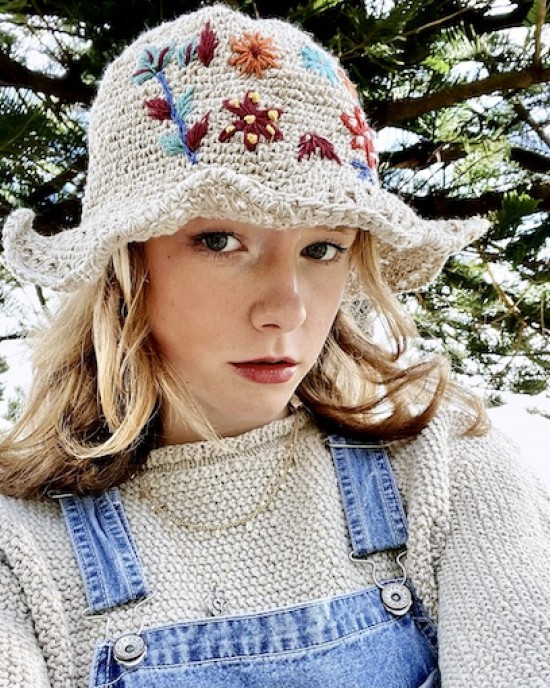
[3,168,489,293]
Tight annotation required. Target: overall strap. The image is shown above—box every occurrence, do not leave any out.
[58,488,150,613]
[327,435,408,557]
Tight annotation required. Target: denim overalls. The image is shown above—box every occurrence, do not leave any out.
[59,436,439,688]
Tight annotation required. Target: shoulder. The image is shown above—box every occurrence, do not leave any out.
[386,410,549,623]
[389,406,543,494]
[390,407,550,552]
[0,491,65,547]
[0,491,75,596]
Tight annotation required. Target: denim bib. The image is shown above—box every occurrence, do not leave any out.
[59,436,439,688]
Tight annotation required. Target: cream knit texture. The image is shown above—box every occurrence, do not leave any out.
[3,5,489,293]
[0,409,549,687]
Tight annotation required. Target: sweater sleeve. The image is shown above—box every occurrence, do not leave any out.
[0,553,51,687]
[437,427,550,687]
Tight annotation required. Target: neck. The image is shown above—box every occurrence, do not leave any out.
[159,406,294,446]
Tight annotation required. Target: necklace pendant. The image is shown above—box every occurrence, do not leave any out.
[207,586,227,617]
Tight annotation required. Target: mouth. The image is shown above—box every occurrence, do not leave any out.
[229,358,298,384]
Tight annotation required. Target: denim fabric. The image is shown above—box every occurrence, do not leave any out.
[328,436,408,556]
[60,488,150,613]
[92,587,438,688]
[58,436,439,687]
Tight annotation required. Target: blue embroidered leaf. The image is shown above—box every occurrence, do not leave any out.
[131,67,155,85]
[131,46,174,84]
[156,46,174,71]
[177,40,198,67]
[159,132,186,156]
[175,87,195,120]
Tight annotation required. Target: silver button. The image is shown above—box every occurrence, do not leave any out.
[113,634,147,667]
[381,582,413,617]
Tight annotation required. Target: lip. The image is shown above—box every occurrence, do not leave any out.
[230,358,298,384]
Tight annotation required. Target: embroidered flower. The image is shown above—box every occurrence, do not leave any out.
[297,133,341,163]
[338,67,359,101]
[132,48,210,163]
[219,91,283,152]
[229,32,281,78]
[341,106,378,170]
[301,45,338,86]
[351,159,374,182]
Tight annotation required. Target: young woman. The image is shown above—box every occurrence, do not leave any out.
[1,5,549,687]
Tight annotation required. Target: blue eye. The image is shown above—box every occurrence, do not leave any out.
[197,232,241,252]
[303,242,345,261]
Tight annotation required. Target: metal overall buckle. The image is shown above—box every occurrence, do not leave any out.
[81,592,155,668]
[350,549,413,617]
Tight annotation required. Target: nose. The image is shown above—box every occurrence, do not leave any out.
[250,255,307,333]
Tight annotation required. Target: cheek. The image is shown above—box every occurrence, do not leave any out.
[145,268,242,348]
[311,270,348,317]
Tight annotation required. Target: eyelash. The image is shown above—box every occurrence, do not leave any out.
[304,242,348,264]
[192,232,350,264]
[191,232,239,260]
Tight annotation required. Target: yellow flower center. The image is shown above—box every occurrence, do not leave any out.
[244,114,256,124]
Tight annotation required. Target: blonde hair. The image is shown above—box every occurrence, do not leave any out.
[0,233,488,498]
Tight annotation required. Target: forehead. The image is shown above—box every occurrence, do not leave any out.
[167,217,358,237]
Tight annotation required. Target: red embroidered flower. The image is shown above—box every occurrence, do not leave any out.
[341,106,378,170]
[219,91,283,152]
[229,32,281,78]
[297,133,341,163]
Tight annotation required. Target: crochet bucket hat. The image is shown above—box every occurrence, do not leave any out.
[3,4,489,293]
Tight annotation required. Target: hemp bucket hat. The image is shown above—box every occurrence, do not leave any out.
[3,4,489,293]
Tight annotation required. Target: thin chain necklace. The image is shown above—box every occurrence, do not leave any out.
[139,413,301,535]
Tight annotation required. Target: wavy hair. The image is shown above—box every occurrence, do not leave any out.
[0,233,488,498]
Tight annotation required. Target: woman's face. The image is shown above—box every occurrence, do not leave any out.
[143,218,357,440]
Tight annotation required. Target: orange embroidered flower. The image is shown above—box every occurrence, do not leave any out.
[338,67,359,101]
[229,32,281,78]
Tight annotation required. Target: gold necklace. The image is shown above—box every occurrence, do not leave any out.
[139,414,301,535]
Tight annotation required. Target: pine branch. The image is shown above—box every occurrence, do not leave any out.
[382,142,550,173]
[0,53,95,104]
[460,1,541,35]
[402,182,550,218]
[533,0,547,69]
[26,155,87,205]
[369,65,550,126]
[513,100,550,150]
[0,332,24,342]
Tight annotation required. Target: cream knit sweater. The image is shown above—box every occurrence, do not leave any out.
[1,409,549,687]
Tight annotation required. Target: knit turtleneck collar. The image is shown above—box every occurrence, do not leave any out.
[144,408,310,472]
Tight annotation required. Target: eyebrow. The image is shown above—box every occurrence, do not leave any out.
[325,226,358,236]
